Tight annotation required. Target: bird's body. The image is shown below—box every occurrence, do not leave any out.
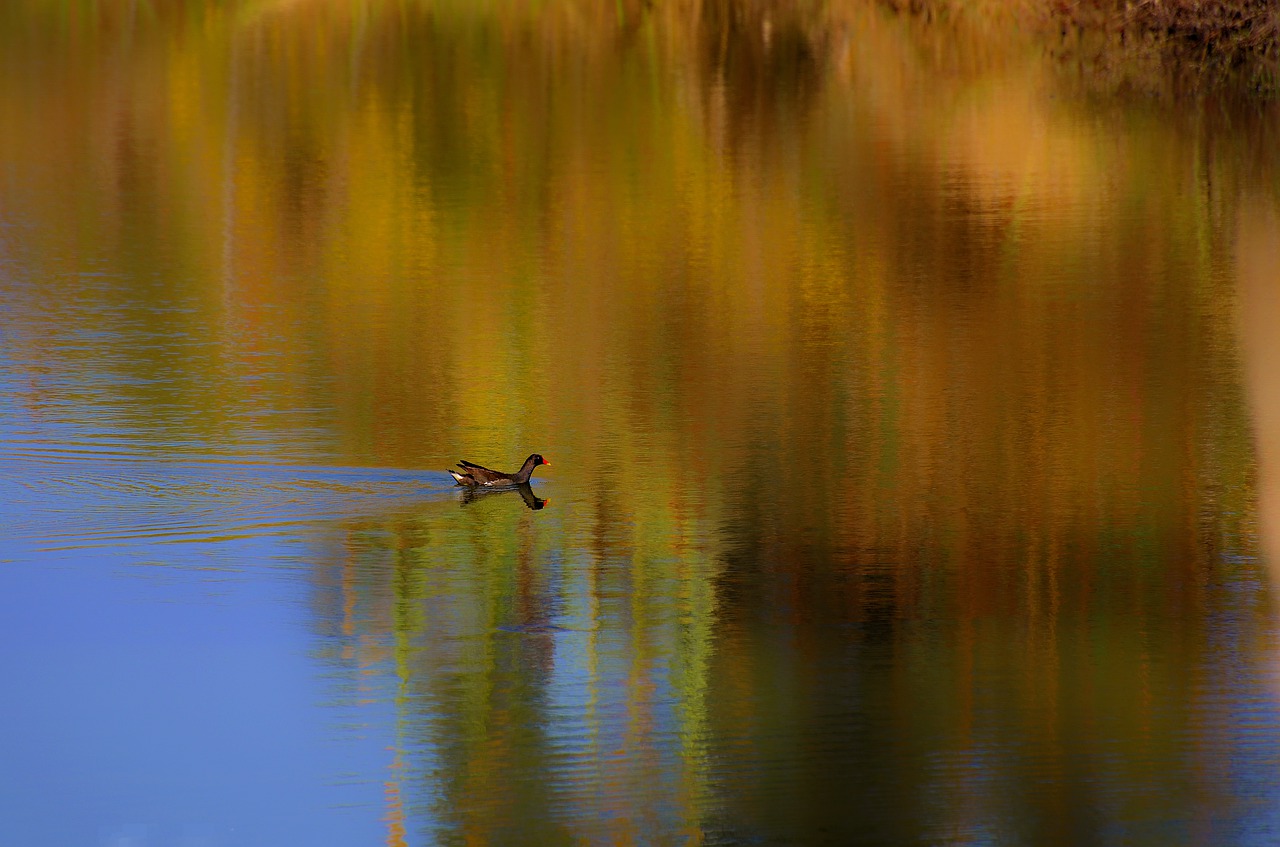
[448,454,547,487]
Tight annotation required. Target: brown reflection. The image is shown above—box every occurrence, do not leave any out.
[1239,196,1280,578]
[698,0,824,147]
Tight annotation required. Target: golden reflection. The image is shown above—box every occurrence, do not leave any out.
[383,747,408,847]
[0,0,1272,841]
[1239,197,1280,579]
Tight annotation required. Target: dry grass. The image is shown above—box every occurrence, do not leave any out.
[874,0,1280,96]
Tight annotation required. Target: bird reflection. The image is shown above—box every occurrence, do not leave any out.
[459,482,549,510]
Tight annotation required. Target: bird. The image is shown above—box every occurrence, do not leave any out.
[448,454,548,487]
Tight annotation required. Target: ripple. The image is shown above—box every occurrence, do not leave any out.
[0,443,458,549]
[497,622,578,635]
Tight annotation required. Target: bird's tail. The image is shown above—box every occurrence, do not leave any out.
[448,470,471,485]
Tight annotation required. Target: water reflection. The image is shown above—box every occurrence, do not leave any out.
[460,483,550,511]
[1239,197,1280,582]
[0,1,1279,845]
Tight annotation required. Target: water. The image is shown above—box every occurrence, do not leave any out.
[2,2,1280,845]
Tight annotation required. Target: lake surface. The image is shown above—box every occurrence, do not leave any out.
[4,2,1280,845]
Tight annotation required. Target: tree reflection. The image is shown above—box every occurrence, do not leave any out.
[0,0,1275,843]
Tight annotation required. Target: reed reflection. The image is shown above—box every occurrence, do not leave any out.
[1239,197,1280,580]
[1,1,1277,844]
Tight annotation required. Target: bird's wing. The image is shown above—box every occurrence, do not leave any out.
[458,461,505,483]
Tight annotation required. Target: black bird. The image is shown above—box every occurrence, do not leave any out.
[448,454,548,487]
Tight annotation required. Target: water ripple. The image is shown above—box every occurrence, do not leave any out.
[0,443,456,549]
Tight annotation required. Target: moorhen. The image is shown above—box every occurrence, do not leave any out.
[448,454,548,487]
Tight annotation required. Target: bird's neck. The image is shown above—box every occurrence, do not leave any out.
[514,457,537,483]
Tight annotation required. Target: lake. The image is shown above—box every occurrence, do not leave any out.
[3,2,1280,844]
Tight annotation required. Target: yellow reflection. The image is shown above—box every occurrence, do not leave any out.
[1239,197,1280,579]
[0,0,1267,841]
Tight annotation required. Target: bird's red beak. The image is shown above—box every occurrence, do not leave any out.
[543,458,550,465]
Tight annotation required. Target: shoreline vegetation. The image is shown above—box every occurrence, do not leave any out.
[6,0,1279,98]
[1050,0,1279,92]
[10,0,1280,92]
[926,0,1280,97]
[765,0,1280,99]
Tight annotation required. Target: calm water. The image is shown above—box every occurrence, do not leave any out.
[4,2,1280,845]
